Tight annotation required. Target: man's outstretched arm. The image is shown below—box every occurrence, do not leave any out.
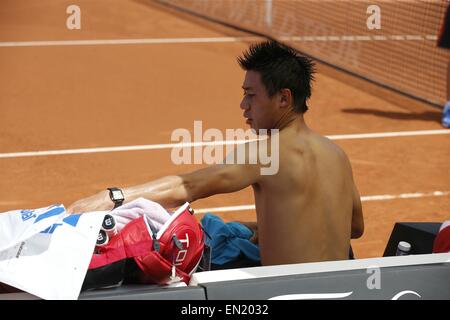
[67,161,261,213]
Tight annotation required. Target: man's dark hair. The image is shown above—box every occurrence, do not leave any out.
[237,40,315,113]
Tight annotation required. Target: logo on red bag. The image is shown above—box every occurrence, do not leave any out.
[174,233,189,266]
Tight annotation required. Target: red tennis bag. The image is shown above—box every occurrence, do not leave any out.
[82,203,205,290]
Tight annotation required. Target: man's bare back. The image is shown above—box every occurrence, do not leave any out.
[254,123,357,265]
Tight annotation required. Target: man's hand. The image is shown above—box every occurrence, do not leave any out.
[249,229,258,244]
[67,190,113,214]
[239,221,258,244]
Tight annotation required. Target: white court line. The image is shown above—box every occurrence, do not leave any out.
[0,140,257,159]
[0,35,438,47]
[194,191,450,214]
[326,129,450,140]
[279,34,436,42]
[0,129,448,159]
[0,37,262,47]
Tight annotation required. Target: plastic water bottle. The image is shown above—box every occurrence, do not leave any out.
[96,229,109,247]
[396,241,411,256]
[101,214,118,238]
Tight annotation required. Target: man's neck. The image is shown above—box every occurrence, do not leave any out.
[273,108,307,132]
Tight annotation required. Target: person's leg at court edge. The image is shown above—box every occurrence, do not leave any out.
[439,4,450,127]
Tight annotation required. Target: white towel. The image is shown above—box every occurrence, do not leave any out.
[111,198,171,232]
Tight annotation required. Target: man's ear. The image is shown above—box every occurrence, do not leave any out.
[278,88,292,108]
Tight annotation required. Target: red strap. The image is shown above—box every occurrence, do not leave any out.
[135,251,190,284]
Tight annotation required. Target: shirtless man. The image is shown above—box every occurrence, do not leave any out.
[68,41,364,266]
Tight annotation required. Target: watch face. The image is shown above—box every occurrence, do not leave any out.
[111,190,124,201]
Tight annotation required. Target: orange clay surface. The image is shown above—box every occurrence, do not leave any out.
[0,0,449,259]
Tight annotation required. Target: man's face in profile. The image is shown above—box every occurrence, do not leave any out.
[240,71,278,131]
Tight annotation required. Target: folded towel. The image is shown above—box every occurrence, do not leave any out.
[111,198,171,232]
[201,213,260,265]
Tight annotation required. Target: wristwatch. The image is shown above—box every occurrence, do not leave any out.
[107,187,125,209]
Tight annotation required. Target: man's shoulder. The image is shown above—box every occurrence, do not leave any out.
[303,132,351,163]
[299,130,341,150]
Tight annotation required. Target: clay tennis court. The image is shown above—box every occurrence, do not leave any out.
[0,0,449,259]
